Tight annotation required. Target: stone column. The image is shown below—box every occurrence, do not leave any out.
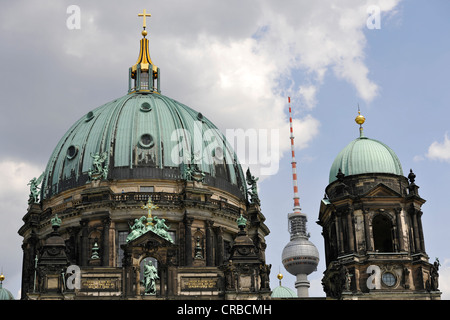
[184,216,193,266]
[215,227,224,266]
[167,266,177,296]
[394,208,405,251]
[335,211,344,255]
[205,220,214,266]
[347,209,355,252]
[80,219,89,266]
[411,210,422,252]
[102,217,111,266]
[363,210,373,252]
[160,266,166,297]
[417,211,426,253]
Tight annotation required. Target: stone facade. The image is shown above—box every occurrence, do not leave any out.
[318,171,441,300]
[19,177,271,300]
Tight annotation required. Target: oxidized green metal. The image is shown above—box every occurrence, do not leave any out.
[236,214,247,228]
[27,172,43,204]
[329,136,403,183]
[142,260,159,295]
[126,214,173,243]
[51,214,62,227]
[40,92,246,200]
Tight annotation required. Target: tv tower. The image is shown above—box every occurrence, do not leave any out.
[281,97,319,297]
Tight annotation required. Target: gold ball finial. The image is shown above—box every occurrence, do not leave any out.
[277,273,283,280]
[0,273,5,282]
[142,29,148,37]
[355,110,365,126]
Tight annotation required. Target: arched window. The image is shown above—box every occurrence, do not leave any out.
[372,214,394,252]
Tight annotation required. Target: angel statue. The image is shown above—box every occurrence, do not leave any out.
[88,152,108,180]
[182,152,205,183]
[28,172,44,204]
[246,168,260,205]
[153,216,174,243]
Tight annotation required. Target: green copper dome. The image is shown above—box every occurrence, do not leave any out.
[271,284,297,298]
[41,92,246,200]
[0,278,14,300]
[40,17,247,201]
[329,136,403,183]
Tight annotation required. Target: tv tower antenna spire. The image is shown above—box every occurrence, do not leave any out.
[288,97,301,214]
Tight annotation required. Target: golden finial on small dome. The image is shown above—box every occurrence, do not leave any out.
[355,110,365,126]
[277,273,283,280]
[0,273,5,283]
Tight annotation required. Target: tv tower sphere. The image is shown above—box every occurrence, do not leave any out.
[282,213,319,278]
[282,212,319,297]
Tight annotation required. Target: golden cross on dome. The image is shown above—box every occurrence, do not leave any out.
[138,9,151,29]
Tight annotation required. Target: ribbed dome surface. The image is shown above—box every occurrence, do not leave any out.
[41,92,246,200]
[329,136,403,183]
[271,285,297,298]
[0,284,14,300]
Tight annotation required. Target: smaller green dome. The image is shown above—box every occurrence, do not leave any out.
[329,136,403,183]
[271,284,297,298]
[0,284,14,300]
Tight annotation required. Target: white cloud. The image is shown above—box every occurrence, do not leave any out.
[438,258,450,300]
[0,160,44,297]
[254,0,401,105]
[155,0,401,177]
[298,85,318,110]
[0,160,44,238]
[0,160,43,211]
[0,0,405,299]
[0,0,402,180]
[426,134,450,162]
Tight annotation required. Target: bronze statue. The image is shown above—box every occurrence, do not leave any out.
[143,260,159,295]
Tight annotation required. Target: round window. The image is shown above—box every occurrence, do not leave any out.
[382,272,396,287]
[140,102,152,112]
[85,111,94,122]
[66,145,78,160]
[138,134,155,149]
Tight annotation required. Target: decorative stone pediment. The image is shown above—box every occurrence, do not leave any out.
[126,226,175,249]
[363,183,402,198]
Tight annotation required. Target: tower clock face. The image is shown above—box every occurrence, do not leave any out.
[381,272,396,287]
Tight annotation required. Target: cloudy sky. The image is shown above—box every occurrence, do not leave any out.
[1,0,449,299]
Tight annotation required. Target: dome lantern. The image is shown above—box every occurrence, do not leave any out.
[129,9,160,94]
